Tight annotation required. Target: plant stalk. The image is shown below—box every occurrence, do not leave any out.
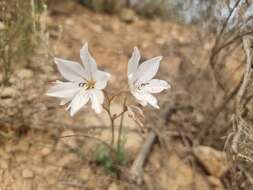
[117,94,128,150]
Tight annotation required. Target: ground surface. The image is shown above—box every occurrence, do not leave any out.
[0,2,245,190]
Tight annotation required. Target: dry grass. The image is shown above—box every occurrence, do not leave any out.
[0,0,47,85]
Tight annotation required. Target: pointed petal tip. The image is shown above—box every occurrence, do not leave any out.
[133,46,139,51]
[81,42,88,50]
[106,72,111,78]
[164,81,171,89]
[154,104,160,109]
[157,56,163,61]
[54,57,60,64]
[69,108,76,117]
[95,109,102,114]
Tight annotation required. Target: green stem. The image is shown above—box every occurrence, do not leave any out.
[103,94,115,147]
[117,94,128,150]
[110,118,115,147]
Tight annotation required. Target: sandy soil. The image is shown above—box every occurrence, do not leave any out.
[0,2,246,190]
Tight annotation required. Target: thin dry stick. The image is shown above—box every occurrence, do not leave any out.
[129,131,156,185]
[231,36,253,154]
[129,107,168,184]
[210,0,243,67]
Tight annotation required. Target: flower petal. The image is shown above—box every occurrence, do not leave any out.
[143,79,170,93]
[135,56,162,85]
[90,89,104,113]
[128,47,140,78]
[94,70,111,90]
[54,58,86,82]
[68,90,90,116]
[80,43,97,80]
[46,81,81,98]
[131,90,159,109]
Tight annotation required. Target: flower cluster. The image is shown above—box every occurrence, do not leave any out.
[47,43,170,116]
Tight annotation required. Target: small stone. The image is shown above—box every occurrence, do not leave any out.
[195,111,204,124]
[0,22,5,30]
[65,18,74,26]
[90,23,103,33]
[194,146,229,178]
[1,87,19,98]
[0,160,8,169]
[119,8,136,23]
[208,176,225,190]
[16,68,34,79]
[107,182,119,190]
[110,21,121,33]
[22,169,34,179]
[41,147,52,157]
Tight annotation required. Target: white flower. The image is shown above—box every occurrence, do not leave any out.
[47,43,111,116]
[128,47,170,109]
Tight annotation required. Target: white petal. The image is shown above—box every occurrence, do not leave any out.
[128,47,140,78]
[80,43,97,80]
[54,58,86,82]
[90,89,104,113]
[135,56,162,85]
[131,90,159,109]
[94,70,111,90]
[68,90,90,116]
[143,79,170,93]
[46,82,81,98]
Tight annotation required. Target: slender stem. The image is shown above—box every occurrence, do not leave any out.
[113,109,127,120]
[111,118,115,147]
[103,102,115,147]
[117,94,128,150]
[103,91,115,146]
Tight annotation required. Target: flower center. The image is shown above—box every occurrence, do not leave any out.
[136,82,149,90]
[79,80,96,90]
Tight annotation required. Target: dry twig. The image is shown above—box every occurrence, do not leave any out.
[128,106,169,184]
[231,36,253,154]
[129,131,156,185]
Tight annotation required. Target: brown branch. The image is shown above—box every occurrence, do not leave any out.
[197,78,241,143]
[231,36,253,154]
[212,30,253,60]
[129,131,156,185]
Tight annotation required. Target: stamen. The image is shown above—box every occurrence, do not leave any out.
[137,82,149,90]
[79,82,86,87]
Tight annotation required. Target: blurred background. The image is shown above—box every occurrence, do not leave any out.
[0,0,253,189]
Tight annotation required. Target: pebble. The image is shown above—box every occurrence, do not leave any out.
[207,176,225,190]
[1,87,19,98]
[16,69,34,79]
[119,8,136,23]
[41,147,52,157]
[22,169,34,179]
[0,22,5,30]
[194,146,229,178]
[107,182,119,190]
